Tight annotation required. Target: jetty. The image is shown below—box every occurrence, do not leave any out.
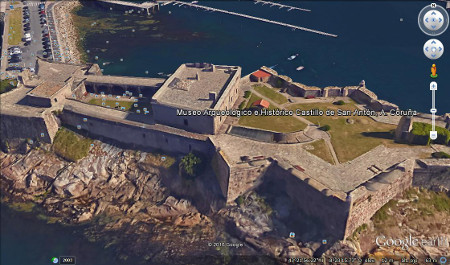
[254,0,311,12]
[171,1,337,37]
[97,0,159,15]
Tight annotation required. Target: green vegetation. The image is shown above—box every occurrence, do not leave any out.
[238,101,246,110]
[319,124,331,131]
[8,8,22,45]
[0,79,18,94]
[432,151,450,158]
[88,98,152,113]
[288,102,398,163]
[143,152,175,169]
[179,152,203,178]
[410,122,450,145]
[305,139,335,164]
[88,98,134,111]
[253,84,288,104]
[244,90,251,98]
[236,195,245,206]
[334,100,345,105]
[238,93,307,133]
[52,128,93,162]
[372,199,397,225]
[9,202,35,212]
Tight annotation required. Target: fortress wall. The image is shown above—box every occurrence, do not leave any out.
[152,103,215,135]
[323,86,342,97]
[60,109,212,154]
[344,160,414,238]
[0,113,58,143]
[212,151,231,199]
[213,67,241,133]
[226,161,270,203]
[342,86,358,97]
[265,164,350,239]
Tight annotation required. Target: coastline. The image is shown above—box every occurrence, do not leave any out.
[52,0,84,64]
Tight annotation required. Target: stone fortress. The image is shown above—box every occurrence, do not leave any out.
[1,58,449,240]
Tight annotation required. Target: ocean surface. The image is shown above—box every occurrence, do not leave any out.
[0,204,128,265]
[2,2,449,264]
[78,0,449,113]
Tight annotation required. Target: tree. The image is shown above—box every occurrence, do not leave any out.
[179,152,203,178]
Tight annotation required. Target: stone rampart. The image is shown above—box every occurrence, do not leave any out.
[344,160,414,238]
[60,104,213,154]
[266,162,350,240]
[0,112,59,144]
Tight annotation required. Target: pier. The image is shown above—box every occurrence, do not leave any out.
[97,0,159,15]
[254,0,311,12]
[171,1,337,37]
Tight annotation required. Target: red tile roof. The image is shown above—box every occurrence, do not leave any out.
[251,69,272,78]
[252,99,270,108]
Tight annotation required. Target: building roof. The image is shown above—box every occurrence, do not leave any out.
[252,99,270,108]
[28,81,65,97]
[152,63,240,110]
[251,69,272,78]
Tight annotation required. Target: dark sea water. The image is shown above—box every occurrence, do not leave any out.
[2,2,449,264]
[0,204,127,265]
[80,1,449,113]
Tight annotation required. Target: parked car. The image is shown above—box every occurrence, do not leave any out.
[6,66,24,72]
[9,54,23,62]
[24,32,32,42]
[23,18,30,23]
[9,47,22,55]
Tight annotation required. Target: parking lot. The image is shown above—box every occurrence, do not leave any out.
[1,0,61,79]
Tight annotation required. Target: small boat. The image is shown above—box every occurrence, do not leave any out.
[191,1,198,3]
[287,53,299,60]
[296,66,304,71]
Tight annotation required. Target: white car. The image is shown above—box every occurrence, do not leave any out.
[24,33,32,42]
[9,47,22,55]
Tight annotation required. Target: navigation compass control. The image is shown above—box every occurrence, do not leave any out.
[423,39,444,60]
[418,3,449,36]
[423,10,444,31]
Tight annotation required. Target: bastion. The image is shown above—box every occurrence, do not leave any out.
[1,58,447,242]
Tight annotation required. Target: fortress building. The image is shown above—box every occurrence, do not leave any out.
[152,63,241,134]
[1,58,448,241]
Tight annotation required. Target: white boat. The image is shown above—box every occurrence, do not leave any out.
[287,53,299,60]
[296,66,304,71]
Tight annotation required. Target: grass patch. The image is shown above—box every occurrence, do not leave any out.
[288,102,397,162]
[238,93,307,133]
[411,122,450,145]
[9,202,35,212]
[52,128,93,162]
[8,7,22,45]
[0,79,18,94]
[305,139,335,164]
[88,98,152,113]
[143,152,175,169]
[253,84,288,104]
[372,199,397,226]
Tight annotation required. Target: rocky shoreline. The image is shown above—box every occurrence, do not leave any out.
[52,0,83,64]
[2,137,448,264]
